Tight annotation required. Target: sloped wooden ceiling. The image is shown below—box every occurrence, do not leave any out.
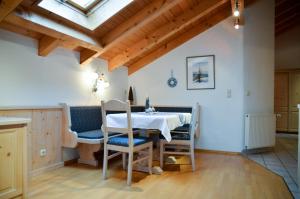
[275,0,300,36]
[0,0,239,75]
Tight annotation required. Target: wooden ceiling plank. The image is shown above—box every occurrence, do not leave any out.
[4,11,103,52]
[108,0,229,71]
[128,7,231,75]
[276,14,299,35]
[38,35,59,56]
[98,0,182,56]
[100,0,167,45]
[0,0,23,22]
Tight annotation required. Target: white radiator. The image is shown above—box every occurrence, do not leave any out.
[244,113,276,150]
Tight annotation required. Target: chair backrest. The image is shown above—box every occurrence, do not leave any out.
[189,103,200,138]
[101,100,134,148]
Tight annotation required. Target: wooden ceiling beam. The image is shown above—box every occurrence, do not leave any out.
[98,0,182,56]
[0,0,23,22]
[80,48,99,65]
[108,0,229,71]
[0,21,42,39]
[4,11,103,52]
[38,35,59,56]
[128,6,231,75]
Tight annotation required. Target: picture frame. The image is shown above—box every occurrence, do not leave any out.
[186,55,215,90]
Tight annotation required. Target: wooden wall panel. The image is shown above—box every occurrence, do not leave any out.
[0,108,63,176]
[31,110,62,171]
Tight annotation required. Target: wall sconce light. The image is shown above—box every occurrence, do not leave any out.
[92,73,110,93]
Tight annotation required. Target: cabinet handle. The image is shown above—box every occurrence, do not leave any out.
[7,152,11,157]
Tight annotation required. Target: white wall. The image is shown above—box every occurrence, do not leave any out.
[0,29,128,107]
[129,18,245,152]
[275,25,300,69]
[129,0,275,152]
[243,0,274,114]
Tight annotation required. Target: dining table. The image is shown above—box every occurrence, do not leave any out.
[105,111,192,142]
[105,111,192,173]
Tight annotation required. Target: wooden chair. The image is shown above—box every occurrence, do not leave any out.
[101,100,153,186]
[159,103,200,171]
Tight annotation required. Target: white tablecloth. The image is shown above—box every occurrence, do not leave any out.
[105,112,191,142]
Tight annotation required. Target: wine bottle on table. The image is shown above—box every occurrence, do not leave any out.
[128,86,133,105]
[145,97,150,111]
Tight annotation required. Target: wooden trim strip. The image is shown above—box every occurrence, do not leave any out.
[195,148,240,155]
[0,124,26,130]
[0,106,63,110]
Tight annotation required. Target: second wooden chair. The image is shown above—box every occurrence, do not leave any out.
[101,99,153,185]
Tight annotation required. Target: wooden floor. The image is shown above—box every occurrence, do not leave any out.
[29,152,292,199]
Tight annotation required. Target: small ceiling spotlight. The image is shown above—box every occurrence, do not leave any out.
[233,1,240,17]
[234,18,240,29]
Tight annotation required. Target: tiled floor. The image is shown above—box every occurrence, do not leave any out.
[246,134,299,198]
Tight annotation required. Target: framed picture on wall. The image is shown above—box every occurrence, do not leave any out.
[186,55,215,90]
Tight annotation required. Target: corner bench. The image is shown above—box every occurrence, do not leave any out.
[61,103,192,166]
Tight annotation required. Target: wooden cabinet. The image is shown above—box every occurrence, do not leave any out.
[0,118,30,199]
[275,71,300,133]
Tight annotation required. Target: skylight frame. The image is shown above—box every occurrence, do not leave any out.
[66,0,102,14]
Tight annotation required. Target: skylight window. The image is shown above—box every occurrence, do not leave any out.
[39,0,133,30]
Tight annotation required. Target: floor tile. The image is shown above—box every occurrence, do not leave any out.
[245,134,299,187]
[293,192,300,199]
[284,176,295,184]
[287,183,299,192]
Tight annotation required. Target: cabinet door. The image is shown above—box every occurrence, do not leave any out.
[274,72,289,131]
[289,111,299,132]
[289,72,300,132]
[276,112,289,131]
[0,128,23,199]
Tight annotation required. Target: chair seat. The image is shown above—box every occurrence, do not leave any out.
[108,135,152,147]
[172,124,190,132]
[77,129,120,139]
[160,132,190,140]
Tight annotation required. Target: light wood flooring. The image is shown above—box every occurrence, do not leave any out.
[29,152,292,199]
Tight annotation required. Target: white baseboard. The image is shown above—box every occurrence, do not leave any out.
[29,162,64,177]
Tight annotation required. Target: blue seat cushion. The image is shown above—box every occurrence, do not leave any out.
[172,124,190,132]
[160,133,190,140]
[77,130,120,139]
[107,135,152,147]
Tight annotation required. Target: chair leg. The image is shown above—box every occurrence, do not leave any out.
[160,141,164,168]
[102,144,108,180]
[122,153,126,170]
[148,144,153,175]
[190,143,195,172]
[127,152,133,186]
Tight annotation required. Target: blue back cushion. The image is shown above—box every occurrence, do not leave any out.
[154,107,192,113]
[70,106,102,133]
